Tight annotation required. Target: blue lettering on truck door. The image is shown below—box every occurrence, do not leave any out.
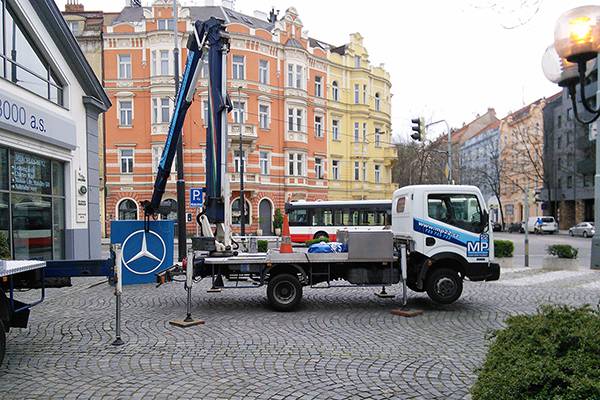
[414,218,489,257]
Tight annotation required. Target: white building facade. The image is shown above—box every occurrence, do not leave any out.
[0,0,110,260]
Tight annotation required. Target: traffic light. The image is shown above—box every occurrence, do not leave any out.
[411,117,425,141]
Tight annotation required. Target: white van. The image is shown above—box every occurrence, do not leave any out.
[526,216,558,234]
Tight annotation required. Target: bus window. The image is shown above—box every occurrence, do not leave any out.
[350,210,360,226]
[334,209,344,226]
[323,210,333,226]
[288,208,308,226]
[360,211,375,226]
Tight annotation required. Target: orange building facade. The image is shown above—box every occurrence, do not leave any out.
[103,3,329,236]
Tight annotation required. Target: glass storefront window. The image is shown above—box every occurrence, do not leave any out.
[118,199,138,220]
[0,146,65,260]
[11,194,52,260]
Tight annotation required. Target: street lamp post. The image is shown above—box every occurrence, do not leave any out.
[237,87,245,237]
[541,5,600,269]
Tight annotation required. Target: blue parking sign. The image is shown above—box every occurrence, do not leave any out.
[190,187,203,207]
[110,220,174,285]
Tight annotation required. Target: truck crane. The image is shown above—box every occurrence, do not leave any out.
[150,18,501,312]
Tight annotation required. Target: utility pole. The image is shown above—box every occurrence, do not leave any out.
[592,54,600,269]
[524,183,530,267]
[237,87,245,237]
[173,0,186,261]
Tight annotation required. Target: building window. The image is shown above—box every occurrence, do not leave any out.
[584,174,592,187]
[259,104,269,129]
[118,54,131,79]
[354,84,360,104]
[375,128,381,147]
[332,119,340,140]
[567,175,573,188]
[558,177,562,188]
[119,100,132,126]
[374,164,381,183]
[288,108,304,132]
[315,115,323,137]
[363,84,367,104]
[232,55,245,80]
[288,152,304,176]
[354,161,360,181]
[159,50,169,75]
[362,122,367,142]
[160,98,170,123]
[152,145,163,173]
[259,151,269,175]
[231,198,250,225]
[314,76,322,97]
[233,101,245,124]
[203,100,209,124]
[332,81,339,101]
[234,150,245,173]
[315,157,323,179]
[567,108,573,121]
[332,160,339,180]
[67,20,79,35]
[375,93,381,111]
[557,136,562,148]
[157,18,175,30]
[362,161,366,181]
[118,199,138,220]
[287,63,304,89]
[259,59,268,84]
[119,149,134,174]
[354,55,361,68]
[0,3,64,105]
[353,122,360,142]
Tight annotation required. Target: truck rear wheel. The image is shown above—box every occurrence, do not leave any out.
[267,273,302,312]
[0,320,5,367]
[426,268,463,304]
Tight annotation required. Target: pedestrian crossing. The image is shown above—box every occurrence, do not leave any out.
[497,267,600,289]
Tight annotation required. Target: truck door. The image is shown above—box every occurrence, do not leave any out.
[416,192,490,263]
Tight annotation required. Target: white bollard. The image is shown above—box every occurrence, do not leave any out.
[400,244,408,307]
[112,243,124,346]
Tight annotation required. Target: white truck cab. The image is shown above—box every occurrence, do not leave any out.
[392,185,500,303]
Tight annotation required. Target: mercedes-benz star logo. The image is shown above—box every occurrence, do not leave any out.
[121,229,167,275]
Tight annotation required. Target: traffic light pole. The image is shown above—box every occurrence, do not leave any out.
[425,119,452,184]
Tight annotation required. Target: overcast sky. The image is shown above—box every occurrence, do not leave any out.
[55,0,592,140]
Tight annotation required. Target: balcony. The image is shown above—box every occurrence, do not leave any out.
[228,124,257,143]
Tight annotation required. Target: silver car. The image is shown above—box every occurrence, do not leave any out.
[569,222,595,238]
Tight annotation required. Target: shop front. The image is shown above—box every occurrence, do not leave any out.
[0,0,110,260]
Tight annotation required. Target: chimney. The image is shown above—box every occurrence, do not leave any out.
[65,0,84,12]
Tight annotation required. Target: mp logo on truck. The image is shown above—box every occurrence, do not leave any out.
[413,218,489,258]
[110,220,174,284]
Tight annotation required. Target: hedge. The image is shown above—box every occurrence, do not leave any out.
[471,305,600,400]
[257,240,269,253]
[0,231,9,259]
[494,240,514,258]
[547,244,578,259]
[305,237,330,247]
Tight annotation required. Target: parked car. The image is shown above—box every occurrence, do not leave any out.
[526,216,559,234]
[492,222,502,232]
[569,222,595,238]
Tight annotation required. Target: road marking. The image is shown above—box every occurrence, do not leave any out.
[498,270,590,286]
[500,267,531,274]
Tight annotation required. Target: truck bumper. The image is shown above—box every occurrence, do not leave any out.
[467,262,500,282]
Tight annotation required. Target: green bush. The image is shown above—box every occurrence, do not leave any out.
[494,240,514,258]
[0,232,10,259]
[305,237,330,247]
[471,305,600,400]
[257,240,268,253]
[273,208,283,232]
[547,244,578,259]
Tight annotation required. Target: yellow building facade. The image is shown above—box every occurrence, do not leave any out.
[326,33,395,200]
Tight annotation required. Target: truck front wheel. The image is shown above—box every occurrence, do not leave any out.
[425,268,463,304]
[267,274,303,312]
[0,320,5,366]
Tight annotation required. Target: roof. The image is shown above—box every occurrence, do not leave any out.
[284,38,304,49]
[35,0,110,111]
[113,6,145,24]
[330,44,348,55]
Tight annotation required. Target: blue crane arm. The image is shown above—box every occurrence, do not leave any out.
[143,20,208,216]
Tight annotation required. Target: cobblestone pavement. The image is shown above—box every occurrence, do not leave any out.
[1,267,599,399]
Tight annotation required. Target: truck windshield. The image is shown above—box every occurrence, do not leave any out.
[427,193,485,233]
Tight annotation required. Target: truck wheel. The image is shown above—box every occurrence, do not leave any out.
[0,320,5,367]
[267,273,302,312]
[426,268,463,305]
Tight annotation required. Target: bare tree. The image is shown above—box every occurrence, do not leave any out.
[392,137,448,188]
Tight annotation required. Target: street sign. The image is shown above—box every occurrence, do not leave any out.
[110,220,174,285]
[190,187,203,207]
[186,212,193,222]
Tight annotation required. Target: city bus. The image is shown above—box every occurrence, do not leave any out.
[285,200,392,243]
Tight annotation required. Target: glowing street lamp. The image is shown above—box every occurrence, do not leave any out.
[542,5,600,269]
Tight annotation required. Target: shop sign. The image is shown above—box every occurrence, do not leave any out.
[0,87,76,150]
